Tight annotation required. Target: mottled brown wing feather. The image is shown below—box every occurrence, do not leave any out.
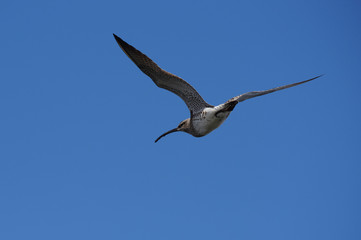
[113,34,212,114]
[227,75,322,103]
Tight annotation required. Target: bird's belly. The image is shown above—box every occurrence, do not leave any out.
[192,108,230,136]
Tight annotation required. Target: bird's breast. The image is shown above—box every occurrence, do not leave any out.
[191,107,230,136]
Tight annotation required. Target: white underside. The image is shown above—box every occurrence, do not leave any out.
[192,105,231,136]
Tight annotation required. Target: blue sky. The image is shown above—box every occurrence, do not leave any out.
[1,0,360,239]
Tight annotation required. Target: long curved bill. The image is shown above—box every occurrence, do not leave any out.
[155,128,179,143]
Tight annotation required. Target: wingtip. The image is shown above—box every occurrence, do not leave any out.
[311,74,325,81]
[113,33,127,46]
[113,33,120,40]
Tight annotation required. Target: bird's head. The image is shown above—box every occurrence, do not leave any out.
[155,119,191,143]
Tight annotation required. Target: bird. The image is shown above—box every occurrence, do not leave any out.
[113,34,322,143]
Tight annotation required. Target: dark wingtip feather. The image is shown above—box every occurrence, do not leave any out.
[113,33,124,44]
[311,74,324,80]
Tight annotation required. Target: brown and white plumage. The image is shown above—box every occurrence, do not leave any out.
[226,75,321,103]
[113,34,212,114]
[113,34,322,142]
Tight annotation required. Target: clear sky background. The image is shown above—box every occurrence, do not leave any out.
[1,0,360,239]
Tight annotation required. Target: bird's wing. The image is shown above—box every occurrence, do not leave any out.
[226,75,322,103]
[113,34,212,114]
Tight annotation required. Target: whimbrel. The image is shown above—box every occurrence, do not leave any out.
[113,34,321,143]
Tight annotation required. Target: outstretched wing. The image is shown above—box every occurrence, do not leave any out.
[113,34,212,114]
[227,75,322,103]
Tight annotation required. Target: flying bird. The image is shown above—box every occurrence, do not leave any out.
[113,34,321,143]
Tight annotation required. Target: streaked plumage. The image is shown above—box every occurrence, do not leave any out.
[113,34,322,142]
